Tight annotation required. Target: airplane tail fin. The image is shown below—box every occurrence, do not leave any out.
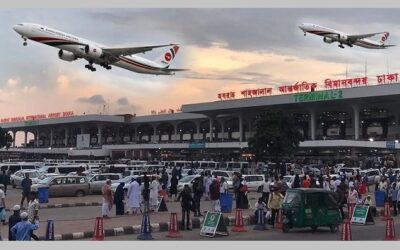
[155,45,180,68]
[380,32,390,45]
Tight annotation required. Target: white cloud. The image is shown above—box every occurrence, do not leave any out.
[23,86,37,94]
[7,78,19,87]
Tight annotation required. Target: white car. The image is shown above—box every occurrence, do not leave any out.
[242,175,265,192]
[111,175,138,193]
[10,170,40,188]
[177,175,201,192]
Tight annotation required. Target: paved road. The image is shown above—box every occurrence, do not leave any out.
[100,219,400,241]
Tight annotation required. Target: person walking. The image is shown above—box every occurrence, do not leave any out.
[101,179,113,219]
[20,174,32,209]
[204,173,212,200]
[209,179,221,212]
[8,205,21,241]
[176,184,194,231]
[127,178,140,215]
[0,184,6,236]
[334,184,345,219]
[262,177,271,204]
[193,175,203,217]
[347,183,358,217]
[390,182,398,216]
[169,175,178,199]
[220,177,228,194]
[113,182,125,216]
[149,176,160,212]
[292,174,301,188]
[0,170,10,196]
[27,191,40,241]
[267,185,284,226]
[10,212,39,241]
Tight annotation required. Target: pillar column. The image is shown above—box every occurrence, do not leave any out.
[50,129,54,147]
[97,126,103,146]
[239,114,244,142]
[24,131,28,147]
[310,110,316,140]
[153,124,158,142]
[133,127,138,142]
[36,129,40,147]
[173,123,178,141]
[220,120,225,142]
[353,105,360,140]
[64,128,69,146]
[209,117,214,142]
[12,131,16,147]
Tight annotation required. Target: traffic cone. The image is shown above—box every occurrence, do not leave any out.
[274,209,283,229]
[166,212,182,238]
[92,217,104,241]
[341,219,352,241]
[137,213,154,240]
[384,217,396,240]
[253,209,267,231]
[45,219,54,240]
[232,209,247,232]
[382,202,391,221]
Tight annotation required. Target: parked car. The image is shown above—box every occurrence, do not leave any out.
[242,174,265,192]
[177,175,201,192]
[360,169,381,185]
[38,173,64,180]
[10,170,40,188]
[111,175,137,193]
[88,173,123,194]
[31,176,89,197]
[211,170,234,188]
[337,167,361,178]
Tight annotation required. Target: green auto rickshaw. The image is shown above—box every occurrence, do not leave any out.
[281,188,342,233]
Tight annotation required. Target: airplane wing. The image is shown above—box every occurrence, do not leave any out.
[103,44,176,57]
[347,32,384,41]
[161,68,190,73]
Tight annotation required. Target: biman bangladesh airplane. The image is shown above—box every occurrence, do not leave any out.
[13,23,186,75]
[299,23,395,49]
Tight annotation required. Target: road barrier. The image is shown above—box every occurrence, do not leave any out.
[253,209,267,231]
[137,212,154,240]
[45,219,54,240]
[383,202,391,221]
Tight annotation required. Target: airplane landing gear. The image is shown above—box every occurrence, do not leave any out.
[338,44,345,49]
[304,32,306,36]
[85,64,96,72]
[22,36,27,46]
[100,63,112,70]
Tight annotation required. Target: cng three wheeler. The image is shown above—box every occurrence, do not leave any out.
[281,188,342,233]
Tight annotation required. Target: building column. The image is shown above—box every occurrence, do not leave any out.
[36,129,40,147]
[239,114,244,142]
[97,126,103,146]
[12,130,17,148]
[64,128,69,147]
[353,105,360,140]
[173,123,178,141]
[209,117,214,142]
[50,129,54,147]
[133,127,138,142]
[24,131,28,147]
[220,120,225,142]
[152,124,158,142]
[310,110,316,140]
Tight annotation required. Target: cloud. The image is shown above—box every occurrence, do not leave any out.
[117,97,129,106]
[7,78,19,87]
[23,86,37,94]
[77,94,106,105]
[57,75,70,90]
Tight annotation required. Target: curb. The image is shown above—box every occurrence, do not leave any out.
[39,214,257,240]
[5,202,102,212]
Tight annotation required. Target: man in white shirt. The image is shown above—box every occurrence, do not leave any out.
[262,178,271,203]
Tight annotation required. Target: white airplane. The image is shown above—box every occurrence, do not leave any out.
[299,23,395,49]
[13,23,186,75]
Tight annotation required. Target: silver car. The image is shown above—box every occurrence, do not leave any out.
[88,173,122,194]
[10,170,40,188]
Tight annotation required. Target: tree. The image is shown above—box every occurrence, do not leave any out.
[0,127,13,149]
[248,111,303,161]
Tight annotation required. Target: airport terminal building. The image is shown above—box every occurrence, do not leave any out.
[2,80,400,161]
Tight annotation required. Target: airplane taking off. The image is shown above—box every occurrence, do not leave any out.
[13,23,186,75]
[299,23,395,49]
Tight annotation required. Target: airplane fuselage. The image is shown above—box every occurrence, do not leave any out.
[13,23,173,75]
[299,23,387,49]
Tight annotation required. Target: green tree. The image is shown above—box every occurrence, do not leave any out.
[248,111,303,161]
[0,127,13,149]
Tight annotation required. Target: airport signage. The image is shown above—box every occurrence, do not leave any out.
[0,111,74,124]
[279,81,317,93]
[189,143,206,149]
[377,73,398,85]
[386,141,396,149]
[325,77,368,89]
[293,89,343,103]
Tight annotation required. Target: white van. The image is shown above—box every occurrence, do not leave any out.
[0,162,41,174]
[37,164,93,175]
[243,174,265,192]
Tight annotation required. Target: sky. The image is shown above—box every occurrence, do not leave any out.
[1,9,400,120]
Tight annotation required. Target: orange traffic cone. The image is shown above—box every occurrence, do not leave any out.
[384,217,396,240]
[341,219,352,241]
[231,209,247,232]
[274,209,283,229]
[92,217,104,241]
[383,202,391,221]
[166,213,181,238]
